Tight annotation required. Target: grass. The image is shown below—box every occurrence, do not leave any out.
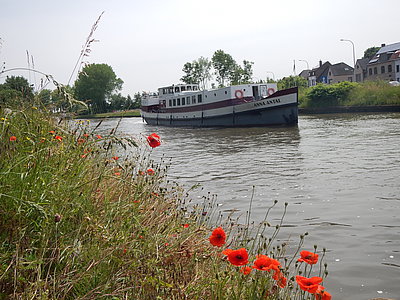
[1,102,332,299]
[76,109,141,119]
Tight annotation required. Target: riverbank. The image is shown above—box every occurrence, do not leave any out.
[299,104,400,114]
[1,105,333,299]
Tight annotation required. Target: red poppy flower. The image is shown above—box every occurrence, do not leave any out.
[49,130,55,134]
[114,172,121,176]
[222,248,233,256]
[55,135,63,141]
[9,136,17,141]
[252,254,281,271]
[147,133,161,148]
[147,168,155,175]
[315,286,331,300]
[96,135,102,139]
[209,227,226,247]
[275,272,287,288]
[240,266,252,275]
[226,248,249,266]
[112,156,119,160]
[298,250,319,265]
[83,133,89,137]
[296,276,323,293]
[183,224,189,228]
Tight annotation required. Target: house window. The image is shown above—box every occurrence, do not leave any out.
[348,77,353,82]
[356,74,361,82]
[369,68,372,75]
[381,66,385,73]
[374,67,377,75]
[388,65,392,72]
[198,94,202,103]
[397,65,400,72]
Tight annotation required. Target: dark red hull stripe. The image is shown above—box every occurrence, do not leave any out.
[142,87,298,113]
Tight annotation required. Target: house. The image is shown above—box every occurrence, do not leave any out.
[367,42,400,82]
[327,62,354,84]
[354,58,369,82]
[307,61,331,86]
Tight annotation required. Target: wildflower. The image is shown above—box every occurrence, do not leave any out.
[49,130,55,134]
[123,248,127,254]
[96,134,102,139]
[298,250,319,265]
[295,276,323,294]
[240,266,252,275]
[112,156,119,160]
[147,168,155,175]
[32,106,38,110]
[183,224,189,228]
[138,171,145,176]
[133,200,140,203]
[252,254,280,271]
[83,133,89,137]
[114,172,121,176]
[273,270,287,288]
[77,138,86,144]
[315,287,332,300]
[146,133,161,148]
[9,136,17,141]
[55,135,63,141]
[81,154,87,158]
[225,248,249,266]
[54,214,62,223]
[209,227,226,247]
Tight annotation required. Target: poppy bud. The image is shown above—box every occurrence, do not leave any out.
[54,214,62,223]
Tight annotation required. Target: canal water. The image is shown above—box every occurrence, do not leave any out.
[94,113,400,300]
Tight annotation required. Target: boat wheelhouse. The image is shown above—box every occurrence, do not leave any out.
[141,83,298,127]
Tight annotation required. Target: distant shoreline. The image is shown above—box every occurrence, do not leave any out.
[299,105,400,114]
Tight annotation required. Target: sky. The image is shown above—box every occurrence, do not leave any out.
[1,0,399,95]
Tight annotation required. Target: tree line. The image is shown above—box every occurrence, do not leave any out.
[0,64,141,114]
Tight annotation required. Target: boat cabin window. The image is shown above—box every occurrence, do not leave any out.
[182,97,185,105]
[187,86,192,91]
[175,87,180,93]
[177,98,181,106]
[193,86,198,91]
[169,87,174,94]
[181,86,186,91]
[169,99,172,107]
[198,94,202,103]
[187,96,190,104]
[192,95,196,104]
[173,99,176,106]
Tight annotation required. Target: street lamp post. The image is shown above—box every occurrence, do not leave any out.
[298,59,309,70]
[266,71,275,81]
[340,38,356,68]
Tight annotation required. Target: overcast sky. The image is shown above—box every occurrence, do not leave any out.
[1,0,399,95]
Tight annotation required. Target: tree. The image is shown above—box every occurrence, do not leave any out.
[211,50,237,87]
[229,60,254,85]
[363,46,380,59]
[181,57,212,90]
[277,76,307,90]
[1,76,34,100]
[74,63,123,113]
